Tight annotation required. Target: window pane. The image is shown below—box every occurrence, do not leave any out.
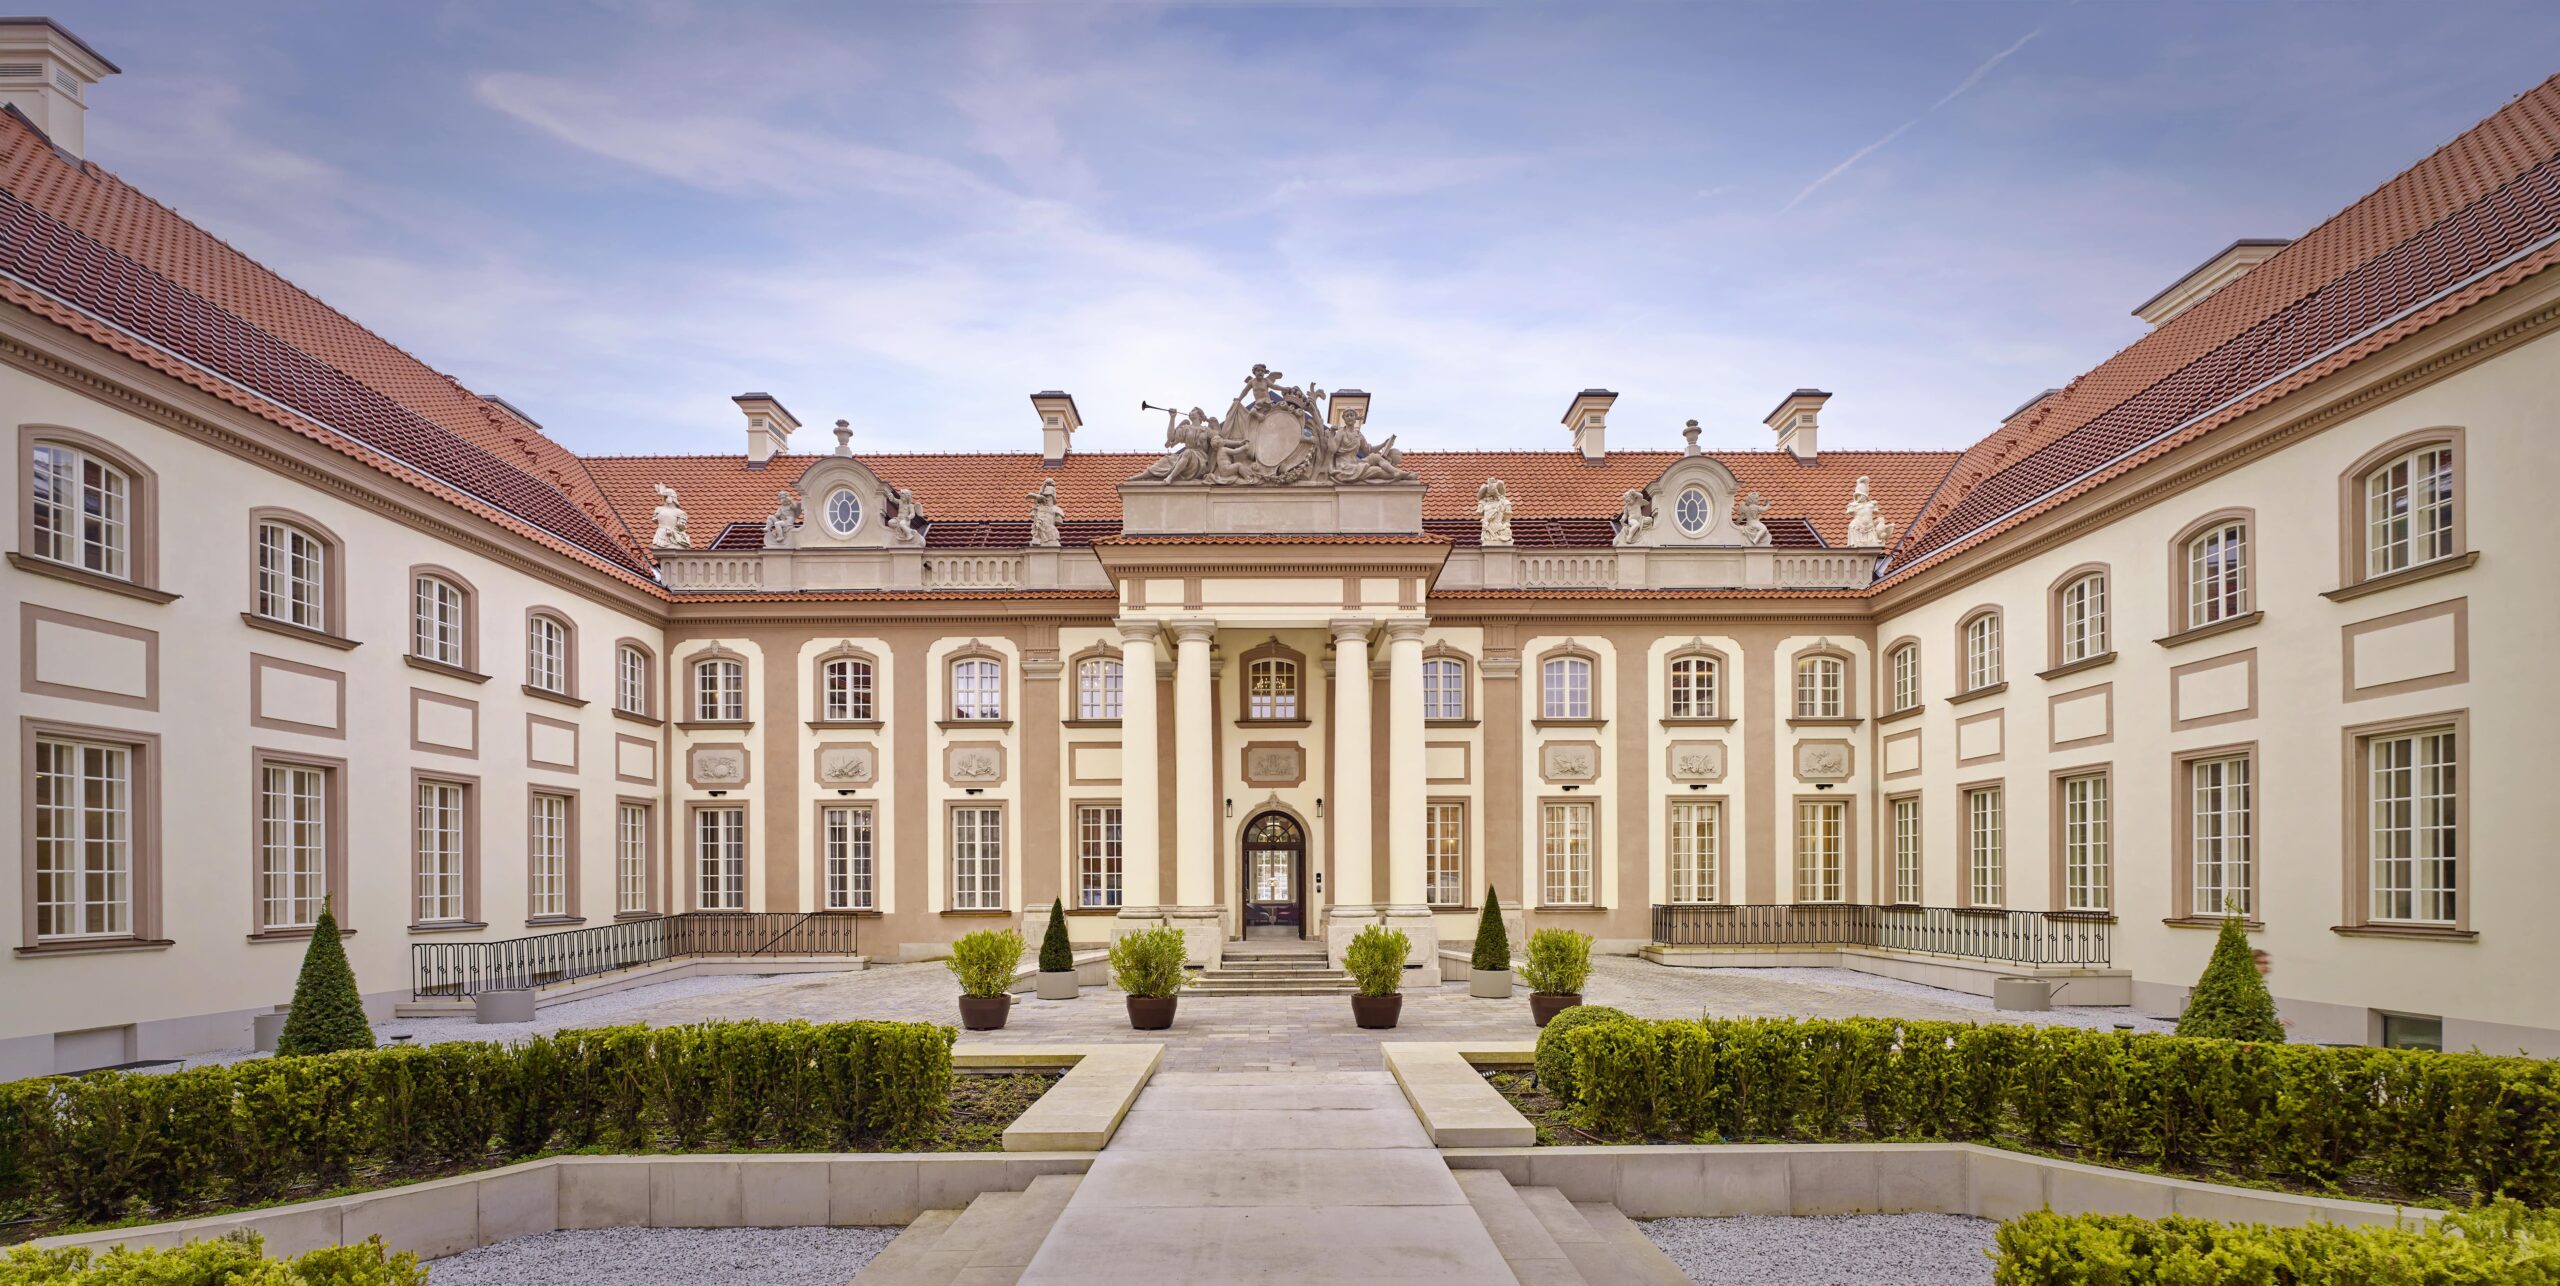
[953,658,1004,720]
[1248,658,1298,720]
[1077,805,1122,908]
[1892,646,1918,712]
[1423,658,1465,721]
[952,807,1004,910]
[1892,798,1922,905]
[413,577,465,666]
[2187,523,2248,627]
[1965,616,2001,690]
[1669,800,1719,903]
[696,808,745,910]
[1795,800,1844,902]
[2369,730,2457,924]
[617,646,649,715]
[2061,575,2107,663]
[529,618,567,693]
[260,763,328,930]
[1795,656,1843,718]
[1424,802,1464,907]
[529,793,569,918]
[34,738,131,939]
[1078,659,1123,720]
[617,803,649,914]
[29,445,129,578]
[824,657,876,721]
[2190,756,2252,917]
[1967,788,2003,907]
[2063,775,2109,911]
[414,780,466,924]
[258,523,326,630]
[1542,657,1592,720]
[1540,803,1593,905]
[826,805,874,911]
[1668,656,1717,719]
[695,659,744,721]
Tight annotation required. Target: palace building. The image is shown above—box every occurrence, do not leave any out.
[4,20,2557,1074]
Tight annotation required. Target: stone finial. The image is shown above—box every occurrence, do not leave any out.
[1682,419,1702,456]
[833,419,853,456]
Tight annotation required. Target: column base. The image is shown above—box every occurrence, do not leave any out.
[1108,906,1165,942]
[1322,904,1382,970]
[1381,905,1442,992]
[1161,906,1227,969]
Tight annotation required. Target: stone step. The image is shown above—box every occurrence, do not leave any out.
[1452,1169,1585,1285]
[1183,983,1357,996]
[853,1176,1083,1285]
[1571,1201,1691,1285]
[1502,1186,1692,1286]
[1200,966,1351,979]
[850,1207,959,1284]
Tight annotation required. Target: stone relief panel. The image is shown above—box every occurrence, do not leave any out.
[688,744,751,789]
[815,743,877,787]
[945,742,1007,787]
[1794,739,1854,782]
[1241,741,1305,788]
[1666,740,1727,783]
[1540,740,1601,784]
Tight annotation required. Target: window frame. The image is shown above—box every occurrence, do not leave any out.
[1886,640,1921,715]
[1239,637,1305,724]
[1538,798,1596,907]
[946,647,1008,723]
[691,654,748,723]
[1666,797,1721,905]
[815,646,880,724]
[408,567,477,671]
[2049,565,2112,670]
[2175,743,2258,922]
[821,800,877,912]
[22,426,155,589]
[2343,712,2469,935]
[526,787,579,924]
[1961,782,2004,909]
[1958,608,2003,693]
[22,719,163,949]
[1421,644,1473,723]
[949,803,1007,912]
[248,509,344,639]
[1790,646,1853,720]
[1537,646,1599,722]
[1075,655,1125,722]
[615,797,656,916]
[1664,647,1722,721]
[2053,768,2111,913]
[1888,793,1922,906]
[2170,509,2256,633]
[1424,798,1467,908]
[614,640,656,719]
[249,747,347,937]
[2340,429,2466,588]
[524,609,577,698]
[1794,795,1851,904]
[1075,802,1123,910]
[409,771,478,929]
[690,803,747,911]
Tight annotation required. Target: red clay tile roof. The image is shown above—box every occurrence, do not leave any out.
[1883,75,2560,582]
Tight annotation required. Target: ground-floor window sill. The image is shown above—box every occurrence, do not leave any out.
[408,921,489,935]
[941,909,1013,918]
[1534,905,1610,913]
[2162,916,2263,931]
[2332,923,2477,942]
[15,937,176,957]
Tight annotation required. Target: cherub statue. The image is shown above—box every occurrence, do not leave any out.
[1240,363,1284,406]
[1612,487,1655,546]
[884,484,926,545]
[1026,479,1065,547]
[650,483,691,550]
[1843,475,1893,548]
[1734,490,1772,547]
[1477,478,1513,546]
[761,488,802,550]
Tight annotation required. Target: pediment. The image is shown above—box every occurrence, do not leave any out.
[793,455,895,549]
[1635,455,1745,547]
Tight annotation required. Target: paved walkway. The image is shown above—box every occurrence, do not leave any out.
[1016,1069,1512,1284]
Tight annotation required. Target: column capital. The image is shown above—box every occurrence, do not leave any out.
[1114,618,1162,648]
[1328,617,1375,645]
[1168,617,1219,645]
[1381,618,1430,645]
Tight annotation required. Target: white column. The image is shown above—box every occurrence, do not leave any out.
[1325,618,1377,964]
[1167,618,1222,965]
[1381,618,1440,985]
[1112,621,1161,931]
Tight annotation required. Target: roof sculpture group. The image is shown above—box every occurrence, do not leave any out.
[1135,364,1418,487]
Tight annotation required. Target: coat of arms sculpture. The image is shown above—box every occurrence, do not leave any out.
[1135,364,1417,486]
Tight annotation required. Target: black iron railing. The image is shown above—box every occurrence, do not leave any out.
[1650,903,2110,967]
[411,911,866,999]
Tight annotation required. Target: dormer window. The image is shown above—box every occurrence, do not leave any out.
[824,487,864,537]
[1674,486,1710,535]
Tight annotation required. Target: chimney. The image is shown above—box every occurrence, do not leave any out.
[2132,239,2289,328]
[1562,389,1616,463]
[0,19,117,161]
[1764,389,1829,462]
[733,393,800,467]
[1328,388,1371,430]
[1029,390,1081,466]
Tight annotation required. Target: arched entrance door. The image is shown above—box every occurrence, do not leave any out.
[1241,811,1306,940]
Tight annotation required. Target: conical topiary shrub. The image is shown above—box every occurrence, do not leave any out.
[1040,897,1074,974]
[2175,914,2284,1043]
[1471,889,1509,971]
[274,904,376,1056]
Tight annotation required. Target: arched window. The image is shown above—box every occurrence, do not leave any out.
[1421,655,1467,721]
[2182,518,2250,628]
[1889,643,1920,713]
[1076,656,1123,720]
[1247,657,1299,721]
[616,643,652,716]
[2361,441,2458,578]
[1961,610,2002,692]
[693,656,746,722]
[1666,653,1719,719]
[822,654,876,722]
[527,612,572,695]
[950,655,1005,721]
[28,440,130,578]
[2055,570,2109,666]
[1794,655,1846,719]
[411,574,469,667]
[255,519,328,631]
[1540,654,1593,720]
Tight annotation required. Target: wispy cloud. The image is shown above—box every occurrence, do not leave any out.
[1780,27,2042,214]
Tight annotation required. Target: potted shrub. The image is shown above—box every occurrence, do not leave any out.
[1521,927,1592,1027]
[1345,924,1411,1028]
[1110,925,1190,1030]
[1035,897,1080,1000]
[946,927,1023,1031]
[1469,889,1513,999]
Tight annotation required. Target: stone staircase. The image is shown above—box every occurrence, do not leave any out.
[854,1174,1081,1284]
[1183,941,1355,997]
[1454,1169,1690,1284]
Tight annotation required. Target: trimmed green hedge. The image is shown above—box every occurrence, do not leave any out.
[1558,1017,2560,1206]
[0,1020,954,1227]
[1,1231,423,1284]
[1992,1201,2560,1284]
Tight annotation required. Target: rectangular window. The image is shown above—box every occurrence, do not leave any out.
[952,658,1004,721]
[2187,523,2248,627]
[29,444,129,578]
[1966,787,2004,907]
[2061,773,2109,911]
[1667,656,1717,719]
[1892,796,1922,905]
[1424,801,1465,907]
[2367,728,2458,924]
[1423,658,1466,721]
[414,778,467,924]
[694,659,745,722]
[528,618,568,694]
[695,807,744,911]
[1795,799,1844,902]
[529,792,571,919]
[1077,660,1122,721]
[823,657,875,721]
[1541,657,1592,720]
[256,522,326,630]
[1965,615,2002,690]
[1076,804,1122,909]
[2365,446,2456,576]
[33,736,131,939]
[616,802,650,914]
[1892,646,1918,712]
[1540,801,1593,906]
[824,804,875,911]
[413,577,466,666]
[1795,657,1845,719]
[1667,800,1719,904]
[617,646,649,716]
[951,806,1004,910]
[2380,1013,2443,1051]
[2189,755,2252,917]
[259,762,330,930]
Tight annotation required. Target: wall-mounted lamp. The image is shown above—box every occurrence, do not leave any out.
[1561,784,1581,793]
[1815,782,1836,791]
[1687,783,1709,792]
[1225,798,1234,819]
[964,787,984,796]
[1314,798,1325,818]
[836,789,858,797]
[707,790,728,798]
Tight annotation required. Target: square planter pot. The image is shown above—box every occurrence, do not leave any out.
[1470,968,1514,999]
[1036,970,1080,1000]
[251,1009,289,1051]
[474,989,537,1025]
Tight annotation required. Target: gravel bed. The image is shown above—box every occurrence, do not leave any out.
[1643,1213,1999,1284]
[427,1226,898,1284]
[1731,966,2178,1033]
[178,972,792,1069]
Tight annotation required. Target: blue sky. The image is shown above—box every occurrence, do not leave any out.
[42,1,2560,457]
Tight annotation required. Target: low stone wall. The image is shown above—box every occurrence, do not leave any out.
[1639,943,2133,1006]
[392,955,865,1018]
[24,1152,1094,1261]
